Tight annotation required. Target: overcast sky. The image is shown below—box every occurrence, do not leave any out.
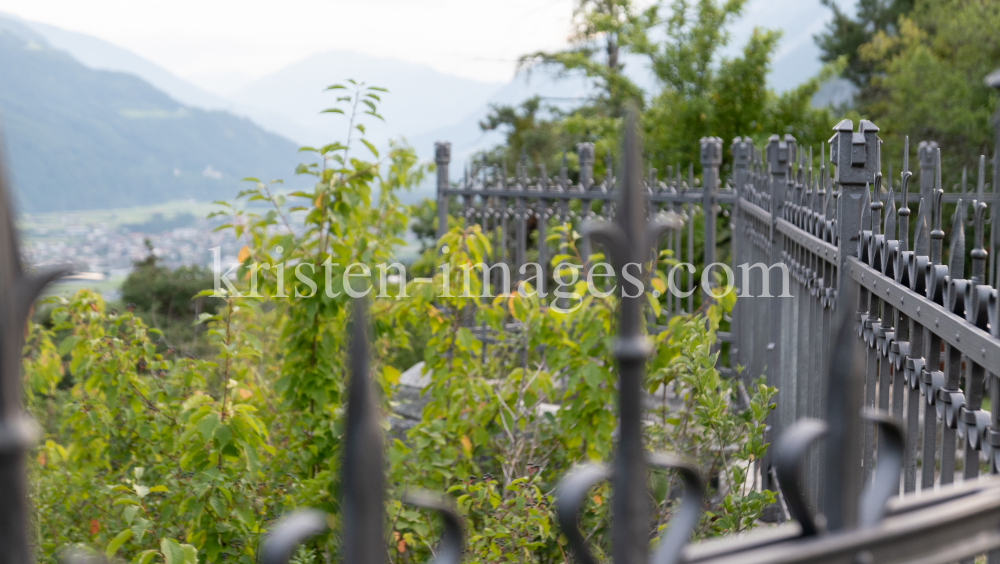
[0,0,584,85]
[0,0,852,91]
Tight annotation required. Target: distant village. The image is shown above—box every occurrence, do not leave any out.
[20,214,243,281]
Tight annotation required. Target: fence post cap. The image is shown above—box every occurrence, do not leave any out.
[765,134,796,175]
[731,137,753,163]
[699,137,723,165]
[434,142,451,163]
[830,120,879,185]
[917,141,939,167]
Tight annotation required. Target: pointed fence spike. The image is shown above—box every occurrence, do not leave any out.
[978,155,987,201]
[949,198,967,279]
[931,187,945,265]
[861,183,872,233]
[903,136,910,176]
[885,186,897,240]
[915,197,930,257]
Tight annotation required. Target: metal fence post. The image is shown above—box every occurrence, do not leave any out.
[824,119,880,531]
[435,141,451,245]
[701,137,723,268]
[731,138,752,377]
[762,134,794,498]
[0,159,31,564]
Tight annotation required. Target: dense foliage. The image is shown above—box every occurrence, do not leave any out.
[24,82,775,563]
[118,241,220,358]
[817,0,999,176]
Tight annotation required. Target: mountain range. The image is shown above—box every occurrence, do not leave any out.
[0,2,849,212]
[0,16,301,213]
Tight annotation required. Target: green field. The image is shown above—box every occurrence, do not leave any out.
[18,199,221,234]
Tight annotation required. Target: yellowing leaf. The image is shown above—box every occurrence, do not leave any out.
[592,494,602,506]
[237,245,251,263]
[460,435,472,457]
[148,485,169,493]
[383,365,401,385]
[651,277,666,294]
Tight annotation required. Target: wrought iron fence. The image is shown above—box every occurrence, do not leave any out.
[3,74,1000,564]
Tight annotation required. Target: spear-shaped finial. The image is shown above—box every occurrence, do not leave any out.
[914,197,930,257]
[931,149,945,265]
[899,138,913,252]
[885,185,897,241]
[949,199,967,280]
[872,174,884,236]
[861,182,872,232]
[971,156,989,284]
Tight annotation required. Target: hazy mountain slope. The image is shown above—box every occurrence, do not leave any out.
[0,12,231,112]
[0,27,300,212]
[228,50,503,148]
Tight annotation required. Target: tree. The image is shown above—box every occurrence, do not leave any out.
[480,0,837,180]
[815,0,915,89]
[857,0,1000,173]
[520,0,649,115]
[640,0,837,172]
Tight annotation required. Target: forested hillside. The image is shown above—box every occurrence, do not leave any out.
[0,21,299,212]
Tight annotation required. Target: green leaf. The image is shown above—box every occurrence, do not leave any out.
[161,538,185,564]
[124,505,140,525]
[133,549,158,564]
[148,485,169,493]
[360,139,379,158]
[57,336,78,355]
[106,529,132,558]
[214,424,233,448]
[181,544,198,564]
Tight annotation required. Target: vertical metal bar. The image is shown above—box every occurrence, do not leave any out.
[825,119,881,531]
[342,299,387,564]
[607,108,650,564]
